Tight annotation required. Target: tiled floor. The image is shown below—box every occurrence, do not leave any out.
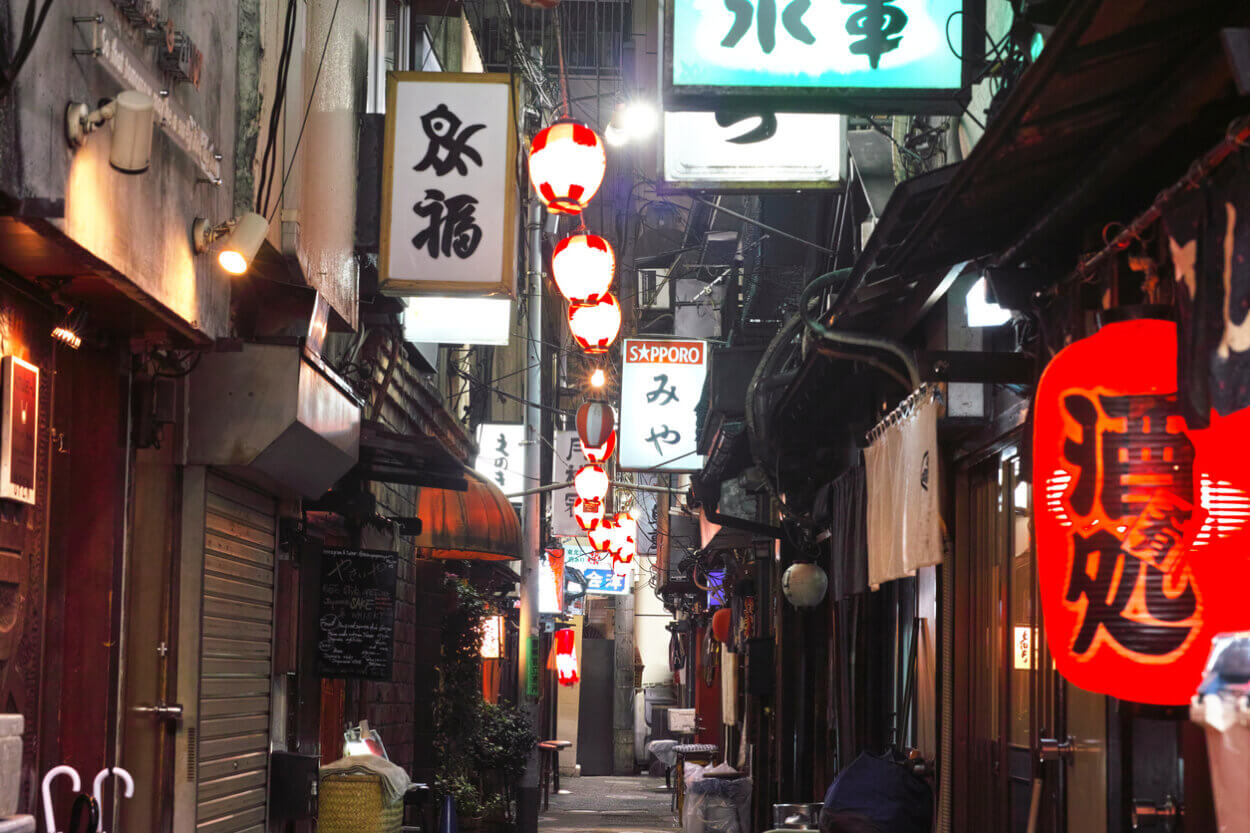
[540,775,678,833]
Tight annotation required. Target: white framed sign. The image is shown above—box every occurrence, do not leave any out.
[619,339,707,472]
[474,423,526,498]
[662,111,847,191]
[551,429,584,537]
[0,357,38,505]
[380,72,517,297]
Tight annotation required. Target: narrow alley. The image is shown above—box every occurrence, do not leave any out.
[540,776,677,833]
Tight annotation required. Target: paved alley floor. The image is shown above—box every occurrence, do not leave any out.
[539,775,678,833]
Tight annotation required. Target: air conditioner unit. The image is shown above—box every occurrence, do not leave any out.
[637,268,672,310]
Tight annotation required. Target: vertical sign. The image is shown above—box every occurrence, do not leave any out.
[0,356,38,505]
[620,339,708,471]
[1013,626,1032,670]
[474,423,526,498]
[318,548,398,680]
[381,72,517,296]
[551,429,583,537]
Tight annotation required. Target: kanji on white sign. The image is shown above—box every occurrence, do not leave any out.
[551,429,584,537]
[619,339,707,471]
[474,423,526,499]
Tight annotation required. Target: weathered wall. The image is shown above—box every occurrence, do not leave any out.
[0,0,237,338]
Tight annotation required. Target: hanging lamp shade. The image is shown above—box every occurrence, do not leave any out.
[552,233,614,303]
[414,467,521,561]
[711,608,732,643]
[582,431,616,464]
[568,294,621,354]
[574,463,609,501]
[528,121,606,215]
[574,496,604,532]
[577,401,616,449]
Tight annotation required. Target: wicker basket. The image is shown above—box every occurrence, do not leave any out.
[318,773,403,833]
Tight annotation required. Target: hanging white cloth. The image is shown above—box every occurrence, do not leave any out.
[864,385,944,589]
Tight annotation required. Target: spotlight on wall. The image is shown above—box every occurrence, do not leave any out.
[66,90,155,174]
[605,101,658,147]
[192,212,268,275]
[51,307,86,350]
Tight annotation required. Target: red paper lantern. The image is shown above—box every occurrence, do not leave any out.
[582,431,616,464]
[608,513,637,563]
[588,517,616,552]
[555,628,579,686]
[711,608,732,643]
[528,121,606,215]
[574,464,609,501]
[574,497,604,532]
[577,401,616,449]
[568,294,621,354]
[1034,315,1250,705]
[552,234,614,304]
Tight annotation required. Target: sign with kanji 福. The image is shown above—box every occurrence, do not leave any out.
[1033,316,1250,705]
[474,423,526,500]
[552,429,584,537]
[664,0,981,114]
[620,339,707,472]
[380,72,517,297]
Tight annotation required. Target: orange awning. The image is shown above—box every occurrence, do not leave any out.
[414,466,522,561]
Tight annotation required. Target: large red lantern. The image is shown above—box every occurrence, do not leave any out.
[577,401,616,449]
[554,628,579,686]
[1034,315,1250,705]
[574,497,604,532]
[568,294,621,354]
[574,464,609,501]
[552,234,614,304]
[528,121,606,215]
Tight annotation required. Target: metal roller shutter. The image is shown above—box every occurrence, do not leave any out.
[196,473,277,833]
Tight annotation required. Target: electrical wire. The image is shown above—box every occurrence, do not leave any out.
[257,0,300,216]
[0,0,56,97]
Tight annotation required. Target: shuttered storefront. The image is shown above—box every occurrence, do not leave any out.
[195,473,277,833]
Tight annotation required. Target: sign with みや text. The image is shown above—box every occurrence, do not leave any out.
[380,72,517,297]
[620,339,707,471]
[665,0,980,113]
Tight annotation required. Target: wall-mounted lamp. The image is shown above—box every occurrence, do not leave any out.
[51,307,87,350]
[65,91,155,174]
[192,212,268,275]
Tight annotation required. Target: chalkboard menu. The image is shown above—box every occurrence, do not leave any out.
[318,548,398,680]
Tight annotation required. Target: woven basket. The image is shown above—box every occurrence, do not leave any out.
[318,773,403,833]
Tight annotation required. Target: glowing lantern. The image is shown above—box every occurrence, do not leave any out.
[577,401,616,449]
[574,464,609,502]
[552,234,614,304]
[609,514,636,563]
[528,121,606,215]
[588,517,616,552]
[711,608,732,643]
[554,628,579,686]
[582,431,617,464]
[574,497,604,532]
[1033,315,1250,705]
[568,294,621,354]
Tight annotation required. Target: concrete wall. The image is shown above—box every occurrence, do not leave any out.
[0,0,237,338]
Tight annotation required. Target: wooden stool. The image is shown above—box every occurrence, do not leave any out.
[538,740,572,810]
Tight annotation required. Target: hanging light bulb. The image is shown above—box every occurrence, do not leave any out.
[590,368,607,389]
[552,233,614,303]
[528,121,606,215]
[568,293,621,354]
[574,463,609,501]
[574,497,604,532]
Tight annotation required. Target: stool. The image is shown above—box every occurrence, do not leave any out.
[402,782,431,833]
[538,740,572,810]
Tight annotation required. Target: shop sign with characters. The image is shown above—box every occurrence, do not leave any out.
[1033,316,1250,705]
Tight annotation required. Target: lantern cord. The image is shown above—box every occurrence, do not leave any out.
[553,8,572,117]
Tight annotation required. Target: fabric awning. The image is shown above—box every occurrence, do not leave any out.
[414,466,522,561]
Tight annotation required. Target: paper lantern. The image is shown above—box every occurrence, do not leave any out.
[582,431,616,464]
[574,464,609,502]
[577,401,616,449]
[528,121,606,215]
[1033,314,1250,705]
[552,234,614,304]
[555,628,579,686]
[568,294,621,354]
[782,562,828,608]
[574,497,604,532]
[588,517,616,552]
[711,608,732,643]
[609,514,636,563]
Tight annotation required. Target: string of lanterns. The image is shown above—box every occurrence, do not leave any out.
[526,116,634,570]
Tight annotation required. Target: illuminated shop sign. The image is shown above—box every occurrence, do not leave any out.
[1033,316,1250,705]
[664,0,982,113]
[619,339,707,472]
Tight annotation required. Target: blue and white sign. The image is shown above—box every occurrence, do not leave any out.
[563,539,632,596]
[665,0,979,112]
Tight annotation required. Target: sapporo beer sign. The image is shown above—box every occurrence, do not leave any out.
[1034,317,1250,704]
[620,339,707,471]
